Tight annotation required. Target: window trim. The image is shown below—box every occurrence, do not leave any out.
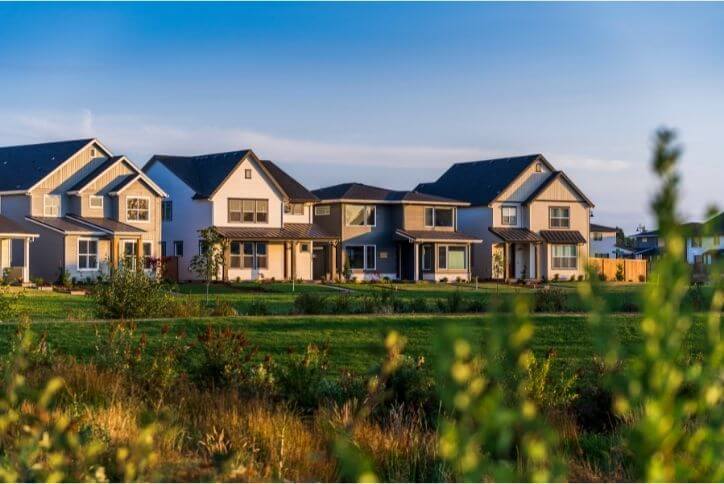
[549,206,571,229]
[421,244,433,271]
[89,195,104,210]
[284,202,305,215]
[77,237,99,271]
[346,244,376,271]
[501,205,518,226]
[344,204,376,227]
[173,240,184,257]
[230,241,268,270]
[437,244,468,271]
[244,169,252,179]
[228,198,269,224]
[551,244,578,270]
[314,205,331,216]
[43,194,61,217]
[126,195,150,223]
[424,207,455,228]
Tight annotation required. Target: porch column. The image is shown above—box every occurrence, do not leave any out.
[467,244,472,282]
[504,243,510,280]
[329,242,337,281]
[222,240,230,282]
[413,242,419,281]
[136,236,142,271]
[529,243,535,279]
[22,237,30,284]
[110,237,118,269]
[536,243,542,280]
[0,239,8,270]
[291,241,297,281]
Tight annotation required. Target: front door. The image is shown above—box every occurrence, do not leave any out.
[312,244,328,280]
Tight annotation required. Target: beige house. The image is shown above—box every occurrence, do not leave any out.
[0,215,38,284]
[417,154,594,281]
[144,149,336,281]
[0,138,167,282]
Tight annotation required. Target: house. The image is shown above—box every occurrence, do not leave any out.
[685,211,723,274]
[0,215,38,284]
[416,154,594,281]
[144,149,336,281]
[589,223,631,259]
[311,183,480,281]
[0,139,166,282]
[628,229,662,261]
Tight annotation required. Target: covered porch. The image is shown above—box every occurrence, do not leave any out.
[0,215,38,285]
[395,229,481,282]
[489,227,543,281]
[213,224,339,281]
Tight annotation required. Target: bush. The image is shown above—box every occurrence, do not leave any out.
[95,267,173,319]
[409,297,429,313]
[534,286,567,312]
[378,355,436,414]
[330,293,353,314]
[0,287,23,321]
[246,298,269,316]
[275,343,333,412]
[293,293,328,314]
[437,291,464,313]
[683,284,706,311]
[166,296,204,318]
[615,263,625,281]
[358,294,382,314]
[209,298,238,317]
[467,296,487,313]
[519,350,578,411]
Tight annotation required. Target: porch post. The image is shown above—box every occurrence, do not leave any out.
[22,237,30,284]
[529,243,535,279]
[291,241,297,281]
[136,237,142,271]
[536,243,542,280]
[222,240,230,282]
[329,242,337,281]
[413,242,419,281]
[504,243,510,281]
[467,243,472,282]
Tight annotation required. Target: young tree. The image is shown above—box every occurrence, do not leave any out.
[189,227,227,304]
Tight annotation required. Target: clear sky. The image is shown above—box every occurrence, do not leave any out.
[1,2,722,231]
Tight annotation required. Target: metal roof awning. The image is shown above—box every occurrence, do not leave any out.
[66,214,146,235]
[539,230,587,244]
[394,229,481,243]
[489,227,543,243]
[26,216,106,236]
[213,223,338,241]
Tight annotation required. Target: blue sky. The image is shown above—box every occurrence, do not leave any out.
[1,2,722,231]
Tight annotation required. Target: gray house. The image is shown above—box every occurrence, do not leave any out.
[0,139,167,282]
[312,183,480,281]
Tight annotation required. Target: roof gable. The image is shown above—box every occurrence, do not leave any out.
[312,182,466,205]
[522,171,594,207]
[414,154,549,206]
[0,139,99,192]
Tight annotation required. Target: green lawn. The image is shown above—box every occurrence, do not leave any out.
[0,313,708,376]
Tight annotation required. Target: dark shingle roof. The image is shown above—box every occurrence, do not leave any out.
[312,183,466,205]
[0,139,94,191]
[146,151,317,202]
[414,154,544,206]
[489,227,543,243]
[68,156,124,192]
[66,215,145,234]
[0,215,35,235]
[540,230,587,244]
[394,229,481,243]
[213,223,337,240]
[590,223,619,233]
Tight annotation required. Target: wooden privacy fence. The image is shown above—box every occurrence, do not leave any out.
[588,257,648,282]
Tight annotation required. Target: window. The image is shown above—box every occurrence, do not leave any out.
[228,198,268,223]
[592,232,603,241]
[78,238,98,271]
[425,207,454,227]
[552,244,577,269]
[90,148,97,157]
[244,169,252,179]
[143,242,152,269]
[549,207,570,228]
[230,241,267,269]
[315,205,330,216]
[345,204,376,226]
[161,201,173,221]
[501,206,518,226]
[284,203,304,215]
[640,237,648,243]
[44,194,60,217]
[127,196,150,222]
[438,245,467,270]
[691,237,702,248]
[300,243,310,252]
[422,245,433,271]
[160,241,167,258]
[346,245,375,270]
[535,162,542,173]
[174,240,184,257]
[89,195,103,209]
[122,240,138,269]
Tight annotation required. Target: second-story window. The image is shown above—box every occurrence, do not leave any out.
[127,196,150,222]
[691,237,702,248]
[89,195,103,210]
[44,194,60,217]
[592,232,603,241]
[314,205,330,216]
[549,207,570,228]
[425,207,454,228]
[345,204,376,226]
[162,201,173,221]
[228,199,268,223]
[284,203,304,215]
[501,206,517,226]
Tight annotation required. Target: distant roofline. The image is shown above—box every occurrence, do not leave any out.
[313,182,469,206]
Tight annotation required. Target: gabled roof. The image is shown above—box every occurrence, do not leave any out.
[522,171,594,207]
[312,182,467,206]
[0,215,37,237]
[68,156,125,192]
[0,139,97,191]
[145,150,317,202]
[590,223,619,233]
[66,214,145,234]
[414,154,551,206]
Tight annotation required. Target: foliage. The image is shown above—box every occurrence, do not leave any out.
[293,292,328,314]
[189,227,227,304]
[56,267,71,288]
[275,343,332,412]
[437,290,464,313]
[246,298,269,316]
[534,286,567,312]
[518,350,578,411]
[94,266,174,319]
[0,287,23,322]
[615,263,625,282]
[209,298,238,317]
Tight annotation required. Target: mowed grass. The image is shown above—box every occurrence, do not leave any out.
[0,313,709,376]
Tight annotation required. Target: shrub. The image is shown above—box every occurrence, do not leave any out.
[95,266,174,319]
[683,284,706,311]
[615,263,625,281]
[553,273,560,281]
[409,298,429,313]
[437,291,464,313]
[56,267,72,288]
[293,293,328,314]
[518,350,578,411]
[620,298,639,313]
[246,298,269,316]
[330,293,353,314]
[210,298,238,317]
[638,274,645,282]
[467,296,487,313]
[93,321,145,373]
[534,286,567,312]
[577,274,585,282]
[276,343,332,412]
[358,295,382,314]
[0,287,23,321]
[377,355,436,415]
[166,296,204,318]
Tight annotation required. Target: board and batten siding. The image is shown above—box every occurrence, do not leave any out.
[496,161,552,202]
[402,204,456,232]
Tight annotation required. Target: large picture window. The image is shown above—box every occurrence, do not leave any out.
[438,245,467,270]
[501,206,518,226]
[549,207,570,228]
[424,207,454,228]
[127,196,150,222]
[345,204,376,226]
[346,245,375,270]
[78,238,98,271]
[228,199,268,223]
[230,241,267,269]
[552,244,577,269]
